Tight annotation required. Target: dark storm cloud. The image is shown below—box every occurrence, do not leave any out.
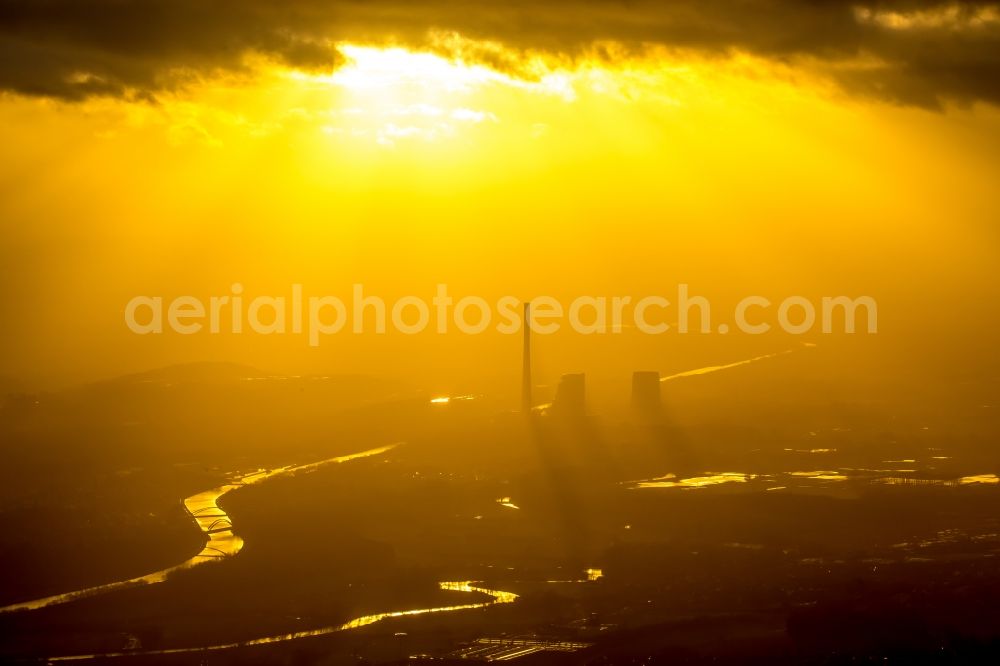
[0,1,998,107]
[0,0,347,100]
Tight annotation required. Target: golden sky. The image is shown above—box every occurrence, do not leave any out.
[0,1,999,395]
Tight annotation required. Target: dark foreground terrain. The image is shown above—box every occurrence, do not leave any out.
[2,359,1000,664]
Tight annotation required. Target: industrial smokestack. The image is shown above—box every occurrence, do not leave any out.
[522,302,532,414]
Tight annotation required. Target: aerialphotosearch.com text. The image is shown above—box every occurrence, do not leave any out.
[125,284,878,346]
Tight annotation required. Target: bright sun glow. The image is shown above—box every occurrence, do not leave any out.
[286,44,573,146]
[327,45,568,95]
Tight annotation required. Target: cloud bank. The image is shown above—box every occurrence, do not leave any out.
[1,1,998,107]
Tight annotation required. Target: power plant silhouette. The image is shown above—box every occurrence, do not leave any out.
[522,302,532,415]
[631,371,661,413]
[552,373,586,416]
[521,301,662,418]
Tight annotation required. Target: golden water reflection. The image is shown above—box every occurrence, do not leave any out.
[0,444,399,614]
[49,581,517,661]
[631,467,1000,491]
[789,470,850,481]
[959,474,999,485]
[633,472,754,489]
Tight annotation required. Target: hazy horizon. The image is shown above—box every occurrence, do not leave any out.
[3,2,1000,664]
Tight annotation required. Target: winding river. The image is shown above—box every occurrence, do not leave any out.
[0,444,398,614]
[49,581,517,661]
[1,442,521,661]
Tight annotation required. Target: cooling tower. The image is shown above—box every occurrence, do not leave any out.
[553,372,586,417]
[631,370,662,414]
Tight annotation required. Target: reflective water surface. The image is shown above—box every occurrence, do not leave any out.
[49,581,518,661]
[0,444,398,614]
[628,448,999,493]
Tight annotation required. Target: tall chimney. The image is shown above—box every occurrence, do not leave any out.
[522,302,532,414]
